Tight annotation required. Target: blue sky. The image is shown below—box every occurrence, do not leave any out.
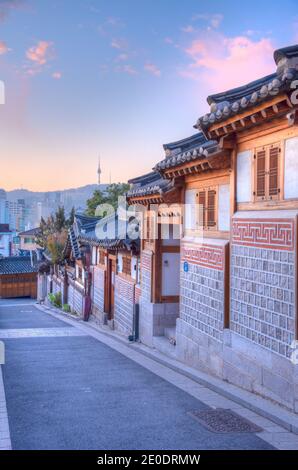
[0,0,297,190]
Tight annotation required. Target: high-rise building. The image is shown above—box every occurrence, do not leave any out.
[0,189,8,225]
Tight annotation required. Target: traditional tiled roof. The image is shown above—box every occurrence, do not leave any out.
[127,171,174,197]
[79,213,140,254]
[0,256,37,275]
[196,44,298,132]
[154,132,219,172]
[19,227,40,237]
[63,213,101,260]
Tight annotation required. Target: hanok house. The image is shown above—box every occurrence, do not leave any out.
[81,212,140,338]
[38,213,100,318]
[126,171,182,347]
[129,43,298,413]
[0,256,37,299]
[61,213,100,318]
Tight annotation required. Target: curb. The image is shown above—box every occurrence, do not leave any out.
[36,302,298,435]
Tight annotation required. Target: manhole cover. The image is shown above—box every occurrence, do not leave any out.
[188,409,262,433]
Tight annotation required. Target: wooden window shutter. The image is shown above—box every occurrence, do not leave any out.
[207,189,216,228]
[268,145,280,197]
[255,149,266,198]
[198,190,206,228]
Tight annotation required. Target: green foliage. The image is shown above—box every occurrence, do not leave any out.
[85,183,130,216]
[62,304,71,313]
[48,292,62,308]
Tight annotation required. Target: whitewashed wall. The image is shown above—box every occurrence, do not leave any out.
[285,137,298,199]
[184,189,196,231]
[218,184,230,231]
[237,150,252,203]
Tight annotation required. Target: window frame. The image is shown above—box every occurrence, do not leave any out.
[253,142,281,202]
[195,185,218,231]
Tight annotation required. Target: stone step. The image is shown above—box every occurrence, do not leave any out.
[152,336,177,359]
[164,327,176,344]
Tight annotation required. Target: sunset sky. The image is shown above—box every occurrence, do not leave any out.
[0,0,297,191]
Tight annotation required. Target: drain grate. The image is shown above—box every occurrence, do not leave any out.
[188,408,263,433]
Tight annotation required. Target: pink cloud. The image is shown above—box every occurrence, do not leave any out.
[181,25,195,33]
[52,71,62,79]
[115,53,128,62]
[183,33,275,91]
[116,64,137,75]
[110,38,127,50]
[0,0,24,22]
[191,13,223,29]
[144,63,161,77]
[26,40,53,65]
[0,41,9,55]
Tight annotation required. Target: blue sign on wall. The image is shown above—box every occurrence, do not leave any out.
[183,261,189,273]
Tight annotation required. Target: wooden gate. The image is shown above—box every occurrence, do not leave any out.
[0,273,37,299]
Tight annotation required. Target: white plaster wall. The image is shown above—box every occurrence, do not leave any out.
[237,150,252,203]
[161,252,180,296]
[91,247,97,265]
[285,136,298,199]
[184,189,196,231]
[218,184,230,231]
[118,253,123,273]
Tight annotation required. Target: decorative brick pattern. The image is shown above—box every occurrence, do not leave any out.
[180,260,225,342]
[114,275,135,335]
[230,244,295,357]
[181,242,224,270]
[232,219,295,251]
[92,266,105,313]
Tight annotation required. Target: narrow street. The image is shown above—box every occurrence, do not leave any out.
[0,299,286,450]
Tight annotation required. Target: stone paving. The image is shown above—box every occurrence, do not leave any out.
[0,327,88,339]
[0,299,298,450]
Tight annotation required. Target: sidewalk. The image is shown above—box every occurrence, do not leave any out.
[36,302,298,449]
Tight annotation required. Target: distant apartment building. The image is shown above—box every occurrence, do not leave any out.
[0,189,8,225]
[6,199,26,232]
[0,224,12,258]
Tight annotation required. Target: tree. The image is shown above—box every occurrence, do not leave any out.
[55,206,66,232]
[85,183,130,216]
[106,183,130,209]
[36,206,71,264]
[85,190,106,217]
[68,207,76,226]
[46,231,68,265]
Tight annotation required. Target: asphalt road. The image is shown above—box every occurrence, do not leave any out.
[0,299,274,450]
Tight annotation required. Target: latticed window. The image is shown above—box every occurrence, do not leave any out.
[254,143,280,201]
[122,256,131,276]
[196,187,217,230]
